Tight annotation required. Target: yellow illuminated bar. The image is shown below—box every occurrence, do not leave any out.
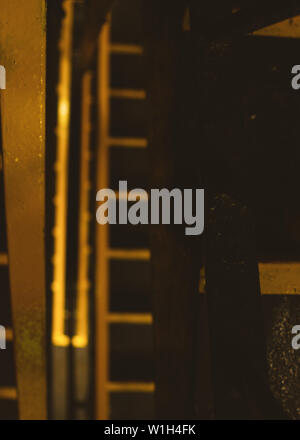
[108,137,148,148]
[107,248,151,261]
[110,89,146,100]
[0,387,17,401]
[107,382,155,393]
[95,16,111,420]
[0,253,8,265]
[110,44,144,55]
[51,0,74,347]
[107,313,153,324]
[5,327,13,342]
[72,71,93,349]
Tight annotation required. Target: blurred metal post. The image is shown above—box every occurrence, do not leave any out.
[95,16,111,420]
[0,0,47,420]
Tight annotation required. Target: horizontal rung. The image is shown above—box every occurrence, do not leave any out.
[199,262,300,295]
[110,43,144,55]
[0,253,8,265]
[107,249,150,261]
[110,89,146,100]
[6,327,13,341]
[0,387,17,400]
[259,262,300,294]
[107,382,154,393]
[107,313,152,324]
[108,137,148,148]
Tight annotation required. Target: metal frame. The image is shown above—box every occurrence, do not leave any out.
[0,0,47,420]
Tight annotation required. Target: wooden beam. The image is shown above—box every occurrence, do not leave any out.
[143,0,200,419]
[0,0,47,420]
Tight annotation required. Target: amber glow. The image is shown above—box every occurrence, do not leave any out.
[254,15,300,37]
[72,71,93,349]
[51,0,73,347]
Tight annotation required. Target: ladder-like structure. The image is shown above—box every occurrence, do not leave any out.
[95,16,153,420]
[93,8,300,420]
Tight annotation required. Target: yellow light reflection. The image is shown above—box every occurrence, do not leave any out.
[51,0,74,347]
[58,99,69,123]
[254,15,300,38]
[72,71,93,349]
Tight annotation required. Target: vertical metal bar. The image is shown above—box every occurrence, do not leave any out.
[52,0,74,348]
[50,0,74,420]
[95,17,111,420]
[72,72,93,419]
[0,0,47,419]
[73,71,93,349]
